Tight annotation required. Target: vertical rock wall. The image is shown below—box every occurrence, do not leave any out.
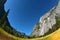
[31,0,60,37]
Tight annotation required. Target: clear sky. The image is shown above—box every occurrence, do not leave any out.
[5,0,58,35]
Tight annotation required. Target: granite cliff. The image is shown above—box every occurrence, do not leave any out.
[31,0,60,37]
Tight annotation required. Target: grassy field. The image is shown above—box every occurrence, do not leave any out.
[0,27,60,40]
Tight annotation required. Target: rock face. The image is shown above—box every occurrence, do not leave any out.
[31,0,60,37]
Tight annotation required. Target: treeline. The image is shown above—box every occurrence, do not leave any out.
[0,11,28,38]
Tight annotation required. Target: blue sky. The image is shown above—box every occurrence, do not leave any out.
[5,0,58,35]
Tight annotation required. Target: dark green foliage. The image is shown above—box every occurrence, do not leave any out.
[0,0,27,38]
[0,0,6,5]
[43,29,52,37]
[42,16,60,37]
[32,35,36,38]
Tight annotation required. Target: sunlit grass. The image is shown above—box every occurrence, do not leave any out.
[0,27,60,40]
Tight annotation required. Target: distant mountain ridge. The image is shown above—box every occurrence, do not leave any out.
[31,0,60,37]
